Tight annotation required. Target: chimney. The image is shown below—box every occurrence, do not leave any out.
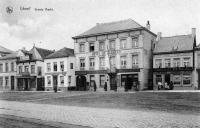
[192,28,196,38]
[156,32,162,41]
[146,20,150,30]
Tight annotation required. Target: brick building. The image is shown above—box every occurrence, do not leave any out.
[72,19,156,91]
[153,28,197,90]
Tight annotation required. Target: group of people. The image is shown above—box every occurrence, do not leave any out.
[87,81,108,92]
[158,81,174,90]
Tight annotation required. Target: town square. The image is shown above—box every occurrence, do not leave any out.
[0,0,200,127]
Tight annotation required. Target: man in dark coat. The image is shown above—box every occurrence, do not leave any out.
[104,82,107,91]
[93,81,97,92]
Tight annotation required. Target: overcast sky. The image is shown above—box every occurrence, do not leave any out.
[0,0,200,51]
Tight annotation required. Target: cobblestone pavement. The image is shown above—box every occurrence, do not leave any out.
[0,100,199,128]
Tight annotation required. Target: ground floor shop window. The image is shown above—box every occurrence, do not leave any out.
[182,74,191,86]
[0,77,3,87]
[155,75,162,84]
[100,75,105,87]
[30,78,36,88]
[173,75,181,86]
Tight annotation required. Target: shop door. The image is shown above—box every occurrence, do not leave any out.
[165,74,170,84]
[110,74,117,90]
[37,78,44,91]
[24,79,29,90]
[53,76,58,89]
[76,75,86,91]
[11,76,14,90]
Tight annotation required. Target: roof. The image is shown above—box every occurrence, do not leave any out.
[73,19,147,39]
[0,52,18,60]
[153,34,194,54]
[45,47,74,59]
[0,45,13,54]
[34,47,54,59]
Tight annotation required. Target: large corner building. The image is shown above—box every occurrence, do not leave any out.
[72,19,156,91]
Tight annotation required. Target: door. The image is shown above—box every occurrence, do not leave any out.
[53,75,58,90]
[37,77,44,91]
[165,74,170,84]
[24,79,29,90]
[76,75,86,91]
[198,71,200,90]
[11,76,15,90]
[110,74,117,90]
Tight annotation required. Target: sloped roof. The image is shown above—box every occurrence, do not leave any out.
[0,45,13,53]
[45,47,74,59]
[35,47,54,59]
[0,52,18,60]
[154,34,194,53]
[73,19,144,38]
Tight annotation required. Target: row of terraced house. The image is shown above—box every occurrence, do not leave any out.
[0,19,200,91]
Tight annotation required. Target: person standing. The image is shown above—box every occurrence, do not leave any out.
[104,82,107,91]
[93,81,97,92]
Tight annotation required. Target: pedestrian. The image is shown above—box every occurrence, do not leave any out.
[158,81,162,90]
[53,85,57,93]
[93,81,97,92]
[104,82,107,91]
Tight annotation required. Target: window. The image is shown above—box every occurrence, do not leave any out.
[165,59,171,68]
[110,56,115,67]
[70,63,73,69]
[31,65,35,74]
[0,77,3,87]
[183,57,191,67]
[99,41,105,51]
[120,39,127,49]
[47,63,51,72]
[11,62,14,71]
[60,61,64,71]
[198,54,200,67]
[60,76,64,85]
[132,55,139,67]
[173,75,181,86]
[100,75,105,87]
[80,59,85,70]
[132,37,139,47]
[155,59,162,68]
[47,76,51,86]
[0,64,3,72]
[79,43,85,53]
[5,63,9,72]
[37,66,42,76]
[183,74,191,86]
[53,62,57,71]
[5,77,9,88]
[120,56,127,68]
[25,66,29,72]
[19,66,22,73]
[173,58,180,67]
[99,57,105,67]
[89,58,95,68]
[109,40,115,49]
[89,43,95,52]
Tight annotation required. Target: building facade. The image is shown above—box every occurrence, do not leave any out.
[0,53,17,91]
[153,29,197,90]
[73,19,156,91]
[44,47,75,91]
[16,47,54,91]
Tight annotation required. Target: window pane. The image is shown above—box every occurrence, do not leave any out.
[53,62,57,71]
[120,39,127,49]
[60,61,64,71]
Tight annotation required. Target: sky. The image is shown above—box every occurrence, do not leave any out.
[0,0,200,51]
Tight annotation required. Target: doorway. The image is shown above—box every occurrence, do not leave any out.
[24,79,29,90]
[53,75,58,90]
[165,74,170,84]
[11,76,14,90]
[76,75,86,91]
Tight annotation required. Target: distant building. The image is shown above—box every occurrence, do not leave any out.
[16,46,54,91]
[0,52,18,90]
[44,47,75,91]
[72,19,156,91]
[0,45,13,57]
[153,28,197,90]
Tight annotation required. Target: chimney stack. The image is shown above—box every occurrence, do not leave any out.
[146,20,150,30]
[192,28,196,38]
[156,32,162,41]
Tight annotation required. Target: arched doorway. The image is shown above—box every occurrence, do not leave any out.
[76,75,86,91]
